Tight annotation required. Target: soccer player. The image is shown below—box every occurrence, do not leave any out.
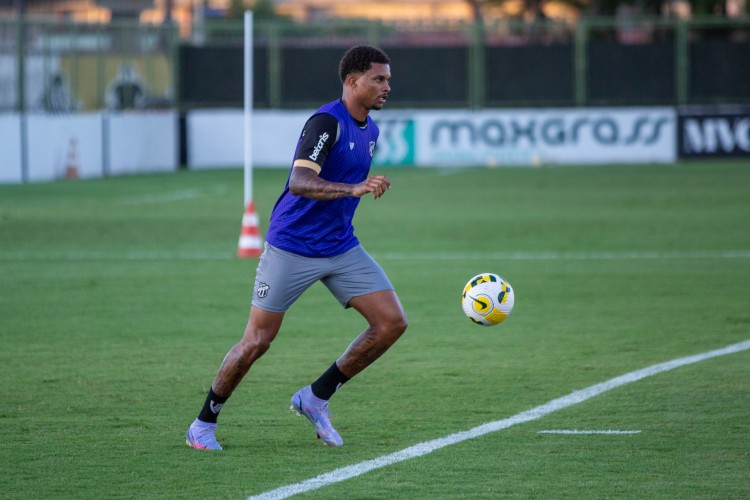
[187,45,407,450]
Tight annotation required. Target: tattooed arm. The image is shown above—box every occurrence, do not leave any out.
[288,112,389,200]
[289,166,390,200]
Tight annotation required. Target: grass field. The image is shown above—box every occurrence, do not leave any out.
[1,161,749,499]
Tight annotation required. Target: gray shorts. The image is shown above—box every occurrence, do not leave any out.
[251,243,394,313]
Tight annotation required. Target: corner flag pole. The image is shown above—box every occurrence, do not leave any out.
[237,10,263,258]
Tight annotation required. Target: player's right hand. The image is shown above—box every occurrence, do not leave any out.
[354,175,391,199]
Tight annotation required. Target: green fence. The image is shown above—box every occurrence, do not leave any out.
[1,15,748,112]
[0,18,178,112]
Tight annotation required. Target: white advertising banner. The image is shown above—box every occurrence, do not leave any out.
[188,109,243,168]
[188,109,309,169]
[1,107,679,184]
[107,111,177,175]
[413,108,676,166]
[26,113,104,182]
[0,114,22,183]
[187,107,676,169]
[252,110,310,167]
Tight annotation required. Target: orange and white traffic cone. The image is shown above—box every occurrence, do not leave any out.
[237,200,263,258]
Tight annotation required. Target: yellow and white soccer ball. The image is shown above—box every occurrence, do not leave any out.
[461,273,514,326]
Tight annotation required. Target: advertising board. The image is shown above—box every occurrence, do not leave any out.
[186,107,676,169]
[0,114,22,183]
[107,111,177,175]
[375,108,676,167]
[26,113,104,181]
[678,107,750,158]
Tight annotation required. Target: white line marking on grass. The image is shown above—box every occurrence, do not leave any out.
[246,339,750,500]
[2,250,750,263]
[119,185,229,204]
[0,251,235,261]
[538,430,641,435]
[378,250,750,261]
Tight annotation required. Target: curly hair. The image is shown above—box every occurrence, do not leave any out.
[338,45,390,83]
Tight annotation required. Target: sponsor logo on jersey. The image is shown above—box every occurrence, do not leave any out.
[309,132,329,161]
[369,141,376,157]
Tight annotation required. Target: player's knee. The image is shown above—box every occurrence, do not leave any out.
[393,315,408,336]
[376,313,408,341]
[238,336,272,361]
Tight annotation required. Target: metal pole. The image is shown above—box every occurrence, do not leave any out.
[14,0,25,113]
[675,20,689,106]
[244,10,254,206]
[15,0,28,182]
[574,19,588,107]
[469,20,486,109]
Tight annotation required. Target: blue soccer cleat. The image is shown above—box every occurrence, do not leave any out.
[290,387,343,447]
[186,420,223,451]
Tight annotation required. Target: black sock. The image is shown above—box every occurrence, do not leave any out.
[310,362,351,400]
[197,387,228,424]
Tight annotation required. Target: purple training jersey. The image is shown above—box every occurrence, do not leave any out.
[266,99,379,257]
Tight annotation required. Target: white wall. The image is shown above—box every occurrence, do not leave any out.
[186,107,676,169]
[107,111,178,175]
[0,107,677,184]
[187,109,307,169]
[26,113,104,182]
[0,114,22,183]
[0,111,177,184]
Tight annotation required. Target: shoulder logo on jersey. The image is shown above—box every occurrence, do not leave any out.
[309,132,329,161]
[369,141,376,157]
[256,282,270,298]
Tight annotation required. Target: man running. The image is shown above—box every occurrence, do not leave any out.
[187,45,407,450]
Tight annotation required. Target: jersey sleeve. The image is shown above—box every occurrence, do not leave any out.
[293,113,340,173]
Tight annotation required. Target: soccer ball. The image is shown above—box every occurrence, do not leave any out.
[461,273,514,326]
